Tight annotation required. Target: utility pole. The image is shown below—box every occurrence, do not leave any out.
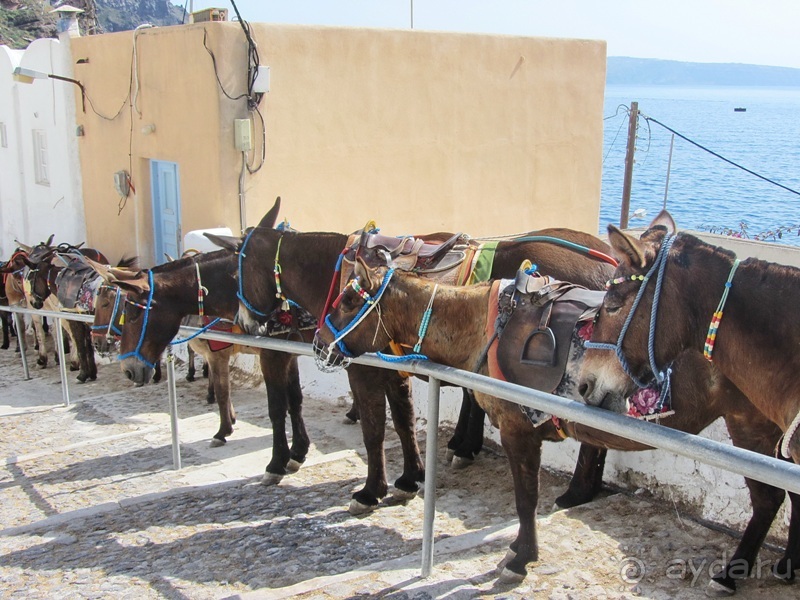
[619,101,638,230]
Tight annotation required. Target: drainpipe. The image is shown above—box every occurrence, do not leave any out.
[239,152,247,233]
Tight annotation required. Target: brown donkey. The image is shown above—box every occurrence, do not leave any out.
[316,260,798,594]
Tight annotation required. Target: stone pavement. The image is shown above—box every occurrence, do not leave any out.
[0,340,795,599]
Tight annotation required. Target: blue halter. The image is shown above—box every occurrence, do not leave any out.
[118,270,157,370]
[90,285,123,337]
[585,234,676,397]
[323,268,396,358]
[236,227,269,317]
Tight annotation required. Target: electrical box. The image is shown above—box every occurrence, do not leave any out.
[192,8,228,22]
[234,118,253,151]
[253,66,270,94]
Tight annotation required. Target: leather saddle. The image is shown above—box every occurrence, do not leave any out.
[494,271,604,393]
[55,259,98,310]
[351,231,469,273]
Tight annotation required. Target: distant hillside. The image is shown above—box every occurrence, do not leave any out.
[0,0,184,48]
[607,56,800,87]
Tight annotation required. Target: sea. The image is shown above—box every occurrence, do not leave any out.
[600,85,800,245]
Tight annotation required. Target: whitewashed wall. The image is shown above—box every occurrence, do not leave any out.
[0,37,85,257]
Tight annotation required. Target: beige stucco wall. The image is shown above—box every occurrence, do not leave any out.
[70,22,605,265]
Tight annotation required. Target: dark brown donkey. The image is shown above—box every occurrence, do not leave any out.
[579,210,800,586]
[88,250,313,471]
[211,197,616,514]
[89,276,257,446]
[316,260,798,594]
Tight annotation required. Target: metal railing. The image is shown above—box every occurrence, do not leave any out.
[4,303,800,577]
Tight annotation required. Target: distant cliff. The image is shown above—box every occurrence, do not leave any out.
[608,56,800,87]
[0,0,184,48]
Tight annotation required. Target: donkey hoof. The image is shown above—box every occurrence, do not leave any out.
[497,567,526,585]
[390,488,418,504]
[209,438,226,448]
[286,459,303,473]
[706,579,736,597]
[445,448,455,462]
[342,416,358,425]
[451,456,474,470]
[349,499,377,516]
[261,472,284,486]
[497,549,517,570]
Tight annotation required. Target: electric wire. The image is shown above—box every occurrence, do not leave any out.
[641,112,800,198]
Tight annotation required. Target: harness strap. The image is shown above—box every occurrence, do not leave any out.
[195,261,208,317]
[237,227,269,317]
[703,258,740,361]
[781,410,800,459]
[118,270,157,369]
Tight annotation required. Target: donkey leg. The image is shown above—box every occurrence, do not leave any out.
[209,353,234,447]
[347,364,390,512]
[32,316,48,367]
[344,399,360,424]
[555,444,608,509]
[774,490,800,583]
[494,412,543,582]
[258,350,294,485]
[1,313,9,350]
[446,389,473,461]
[186,346,196,382]
[706,415,786,595]
[452,389,487,469]
[384,371,424,500]
[283,357,309,470]
[70,322,96,383]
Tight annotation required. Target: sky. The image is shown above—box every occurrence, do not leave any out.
[187,1,800,70]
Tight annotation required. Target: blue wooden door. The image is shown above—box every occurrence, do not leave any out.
[150,160,182,264]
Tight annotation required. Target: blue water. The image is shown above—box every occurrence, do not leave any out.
[600,85,800,245]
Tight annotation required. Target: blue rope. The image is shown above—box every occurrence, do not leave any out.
[377,350,428,362]
[324,268,395,357]
[169,318,223,345]
[236,227,269,317]
[118,270,157,369]
[585,234,675,389]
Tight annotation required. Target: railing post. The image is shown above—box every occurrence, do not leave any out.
[53,317,71,406]
[12,312,31,380]
[166,346,182,470]
[421,375,441,576]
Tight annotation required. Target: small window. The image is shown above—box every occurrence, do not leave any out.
[0,123,7,148]
[33,129,49,186]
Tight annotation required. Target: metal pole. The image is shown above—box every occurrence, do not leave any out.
[166,347,182,470]
[53,318,71,406]
[620,101,638,229]
[663,133,674,210]
[12,312,31,380]
[421,376,441,576]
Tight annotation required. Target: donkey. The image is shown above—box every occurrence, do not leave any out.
[315,259,799,594]
[1,248,50,364]
[210,196,617,513]
[23,242,113,383]
[90,277,253,447]
[88,251,310,459]
[578,210,800,586]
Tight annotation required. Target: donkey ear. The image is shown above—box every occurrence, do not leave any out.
[85,258,116,284]
[204,233,242,252]
[607,224,647,269]
[14,240,33,253]
[257,196,281,229]
[355,256,381,293]
[45,234,55,247]
[647,210,676,234]
[113,276,151,294]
